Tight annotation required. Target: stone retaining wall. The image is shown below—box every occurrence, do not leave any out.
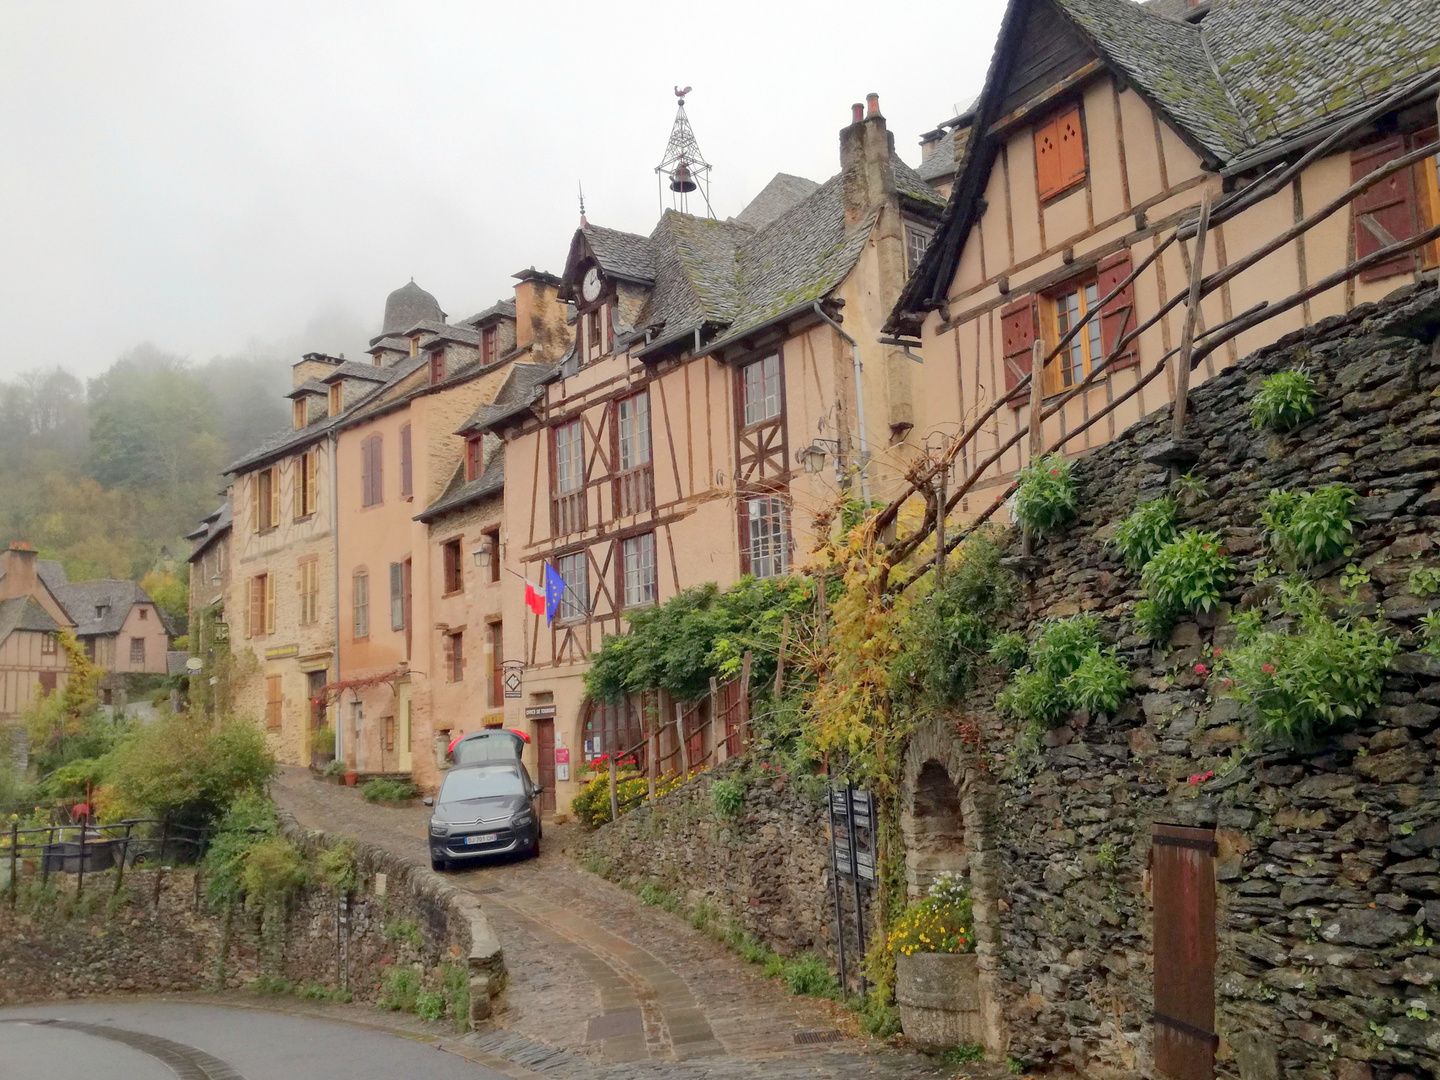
[0,810,504,1024]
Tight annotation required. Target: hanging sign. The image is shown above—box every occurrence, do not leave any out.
[502,661,524,699]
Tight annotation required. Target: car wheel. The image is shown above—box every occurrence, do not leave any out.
[431,856,448,872]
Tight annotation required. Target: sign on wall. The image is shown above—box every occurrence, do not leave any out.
[502,661,524,699]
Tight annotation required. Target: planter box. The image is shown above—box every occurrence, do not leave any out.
[895,950,981,1051]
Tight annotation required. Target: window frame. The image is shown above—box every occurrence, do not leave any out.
[555,551,589,624]
[41,633,57,656]
[740,354,783,428]
[265,674,283,730]
[447,630,465,682]
[583,307,604,363]
[129,636,146,666]
[482,326,498,366]
[553,418,584,495]
[621,532,657,609]
[429,349,446,384]
[361,434,384,507]
[743,494,790,579]
[617,391,652,472]
[298,556,319,626]
[1045,276,1104,395]
[904,220,934,274]
[465,435,484,482]
[483,527,501,584]
[442,537,464,596]
[352,570,370,640]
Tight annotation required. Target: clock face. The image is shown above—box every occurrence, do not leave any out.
[581,266,603,303]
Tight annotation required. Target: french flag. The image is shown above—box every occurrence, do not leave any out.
[524,577,545,616]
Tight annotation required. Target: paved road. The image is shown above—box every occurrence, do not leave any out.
[0,1000,509,1080]
[273,769,960,1080]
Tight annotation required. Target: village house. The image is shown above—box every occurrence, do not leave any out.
[474,95,947,813]
[49,575,171,679]
[333,273,572,782]
[0,544,74,726]
[888,0,1440,509]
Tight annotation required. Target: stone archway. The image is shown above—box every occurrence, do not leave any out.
[900,716,1007,1054]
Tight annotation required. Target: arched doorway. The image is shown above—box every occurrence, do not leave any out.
[906,759,968,898]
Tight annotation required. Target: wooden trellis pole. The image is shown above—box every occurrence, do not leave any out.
[1173,188,1213,439]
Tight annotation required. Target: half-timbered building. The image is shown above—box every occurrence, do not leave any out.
[889,0,1440,510]
[477,97,947,812]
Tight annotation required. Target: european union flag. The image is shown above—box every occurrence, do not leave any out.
[543,562,566,625]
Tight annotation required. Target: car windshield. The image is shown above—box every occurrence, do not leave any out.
[439,767,524,802]
[453,733,524,764]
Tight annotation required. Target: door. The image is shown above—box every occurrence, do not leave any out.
[1152,823,1217,1080]
[397,683,413,773]
[534,718,556,816]
[307,670,328,765]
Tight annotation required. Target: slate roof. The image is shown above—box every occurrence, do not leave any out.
[459,299,517,327]
[187,501,232,562]
[421,324,481,347]
[894,157,949,209]
[52,579,152,637]
[581,224,657,283]
[732,173,821,229]
[458,363,556,435]
[374,280,445,343]
[0,596,60,643]
[166,650,191,677]
[368,336,411,354]
[636,212,752,335]
[37,560,67,591]
[416,445,506,523]
[226,416,340,473]
[320,361,390,384]
[286,379,329,398]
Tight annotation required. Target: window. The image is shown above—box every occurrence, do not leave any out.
[482,326,497,365]
[41,633,56,656]
[557,551,588,622]
[266,675,282,729]
[465,436,484,482]
[1050,280,1104,391]
[488,621,503,706]
[429,350,446,384]
[329,383,342,416]
[745,495,789,579]
[293,398,307,430]
[390,562,406,629]
[741,354,782,426]
[446,630,465,682]
[1351,131,1440,281]
[618,392,652,471]
[353,571,369,639]
[584,308,603,362]
[905,222,933,273]
[130,637,146,666]
[400,424,413,498]
[253,467,278,532]
[554,419,583,494]
[484,528,501,584]
[622,533,657,608]
[1034,105,1086,201]
[442,538,463,594]
[138,607,148,620]
[248,573,274,637]
[298,557,319,626]
[361,435,383,507]
[294,450,318,519]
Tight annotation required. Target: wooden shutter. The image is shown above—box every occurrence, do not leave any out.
[390,562,404,630]
[1000,295,1039,407]
[372,435,383,503]
[736,497,751,575]
[400,425,412,497]
[1056,107,1085,191]
[1097,251,1139,369]
[443,632,454,681]
[268,467,280,530]
[264,573,276,635]
[1035,117,1061,200]
[1352,136,1421,282]
[306,450,318,515]
[248,576,263,638]
[293,455,305,519]
[250,473,261,534]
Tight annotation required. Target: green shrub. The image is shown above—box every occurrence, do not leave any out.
[322,758,348,777]
[1261,485,1358,570]
[780,954,837,998]
[1064,649,1132,714]
[361,778,420,804]
[1409,567,1440,599]
[1132,598,1175,643]
[1250,367,1317,432]
[1219,580,1396,744]
[1142,530,1232,615]
[415,990,446,1021]
[252,974,293,994]
[441,962,471,1028]
[240,836,309,911]
[987,632,1029,672]
[310,726,335,760]
[1030,614,1103,682]
[385,917,422,949]
[204,790,280,908]
[997,615,1132,730]
[1012,453,1077,535]
[380,968,421,1012]
[858,994,901,1037]
[570,763,648,828]
[1419,611,1440,655]
[711,777,746,818]
[637,882,678,911]
[939,1044,987,1066]
[319,840,359,894]
[1112,497,1178,570]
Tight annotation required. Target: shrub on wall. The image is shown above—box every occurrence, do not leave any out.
[1112,497,1178,570]
[1141,530,1233,616]
[1261,484,1358,570]
[1218,579,1396,745]
[1012,453,1078,535]
[996,615,1132,731]
[1250,367,1317,432]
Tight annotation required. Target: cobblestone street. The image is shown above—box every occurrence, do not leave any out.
[273,768,972,1080]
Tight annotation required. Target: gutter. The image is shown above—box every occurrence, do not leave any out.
[329,428,343,765]
[704,300,826,356]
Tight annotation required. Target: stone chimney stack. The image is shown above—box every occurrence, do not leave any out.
[840,92,898,228]
[292,353,343,389]
[512,268,573,362]
[0,543,38,601]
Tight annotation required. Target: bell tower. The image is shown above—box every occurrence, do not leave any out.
[655,87,713,216]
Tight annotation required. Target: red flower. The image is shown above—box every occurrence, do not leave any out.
[1194,664,1209,675]
[1212,647,1223,658]
[1261,663,1275,675]
[1049,468,1060,476]
[1188,770,1214,786]
[1221,678,1233,688]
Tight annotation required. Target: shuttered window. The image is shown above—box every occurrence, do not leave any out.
[1035,105,1086,201]
[353,571,369,639]
[247,573,272,638]
[254,468,278,531]
[129,637,146,666]
[400,424,413,497]
[446,631,464,682]
[361,435,383,507]
[442,539,463,594]
[266,675,283,729]
[1096,250,1140,368]
[482,327,497,365]
[298,557,319,626]
[294,450,319,519]
[465,436,483,482]
[1000,295,1039,407]
[390,562,406,630]
[1351,131,1439,282]
[429,350,446,384]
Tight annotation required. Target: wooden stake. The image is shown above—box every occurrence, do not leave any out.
[1173,188,1212,438]
[608,756,619,823]
[739,651,753,751]
[774,614,790,696]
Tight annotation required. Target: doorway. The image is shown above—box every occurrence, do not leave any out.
[397,683,413,773]
[534,718,555,816]
[1152,822,1217,1080]
[307,670,328,766]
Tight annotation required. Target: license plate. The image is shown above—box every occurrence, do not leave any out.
[464,834,498,846]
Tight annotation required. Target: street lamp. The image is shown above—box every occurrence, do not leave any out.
[796,439,845,481]
[472,537,494,568]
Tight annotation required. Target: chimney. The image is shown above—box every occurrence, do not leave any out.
[0,543,38,601]
[840,93,898,227]
[292,352,343,389]
[512,268,573,362]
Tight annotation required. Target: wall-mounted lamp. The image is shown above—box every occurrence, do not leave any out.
[795,439,845,480]
[472,537,494,568]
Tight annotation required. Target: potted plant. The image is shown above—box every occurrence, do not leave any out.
[892,873,981,1051]
[310,726,336,770]
[343,768,359,787]
[322,758,347,783]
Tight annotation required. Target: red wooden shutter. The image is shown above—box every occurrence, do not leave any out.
[1000,296,1039,407]
[1097,250,1139,369]
[1056,107,1086,191]
[1035,118,1061,200]
[1352,136,1420,282]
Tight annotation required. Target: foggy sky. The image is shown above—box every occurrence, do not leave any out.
[0,1,1004,378]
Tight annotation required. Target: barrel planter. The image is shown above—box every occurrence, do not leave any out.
[895,950,981,1051]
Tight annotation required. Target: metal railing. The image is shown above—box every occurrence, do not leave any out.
[2,818,208,907]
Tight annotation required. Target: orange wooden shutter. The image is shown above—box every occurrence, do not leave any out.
[250,474,261,534]
[1000,296,1040,407]
[249,576,263,638]
[1035,117,1061,200]
[1097,251,1139,369]
[293,456,304,519]
[268,467,280,531]
[1056,107,1086,191]
[1352,136,1420,281]
[306,450,318,515]
[264,573,276,635]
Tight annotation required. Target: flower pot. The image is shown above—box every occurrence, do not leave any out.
[343,771,359,787]
[895,950,981,1051]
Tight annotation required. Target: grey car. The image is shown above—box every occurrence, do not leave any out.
[425,760,542,870]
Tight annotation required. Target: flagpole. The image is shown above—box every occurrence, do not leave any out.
[513,563,591,618]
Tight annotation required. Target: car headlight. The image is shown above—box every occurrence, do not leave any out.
[511,810,533,828]
[429,821,449,837]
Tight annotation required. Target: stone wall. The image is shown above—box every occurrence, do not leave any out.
[948,285,1440,1080]
[0,812,504,1023]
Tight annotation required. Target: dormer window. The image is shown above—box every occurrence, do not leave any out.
[905,221,934,273]
[465,435,484,482]
[482,326,497,366]
[293,399,307,430]
[409,336,420,358]
[95,604,108,619]
[584,307,604,363]
[329,383,343,416]
[430,350,446,384]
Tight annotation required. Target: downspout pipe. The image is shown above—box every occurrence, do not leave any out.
[329,429,343,765]
[811,302,871,506]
